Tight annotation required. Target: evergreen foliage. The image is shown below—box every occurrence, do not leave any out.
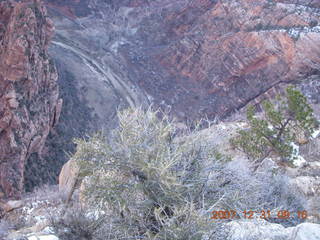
[230,86,318,161]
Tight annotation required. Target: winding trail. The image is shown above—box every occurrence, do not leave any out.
[51,40,149,108]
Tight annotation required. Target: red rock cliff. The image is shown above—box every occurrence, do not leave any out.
[36,0,320,189]
[0,0,61,199]
[121,0,320,119]
[45,0,320,122]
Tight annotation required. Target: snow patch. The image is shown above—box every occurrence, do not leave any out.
[220,124,226,130]
[236,122,247,128]
[312,128,320,138]
[290,142,306,167]
[28,235,59,240]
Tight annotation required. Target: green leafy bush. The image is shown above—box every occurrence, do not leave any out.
[230,86,318,162]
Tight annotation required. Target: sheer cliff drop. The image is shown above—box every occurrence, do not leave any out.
[0,0,61,199]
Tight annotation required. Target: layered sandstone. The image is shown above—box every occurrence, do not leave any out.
[0,0,61,199]
[120,0,320,119]
[45,0,320,122]
[38,0,320,188]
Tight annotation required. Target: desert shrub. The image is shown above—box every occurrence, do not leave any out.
[258,173,305,226]
[6,215,28,231]
[49,204,106,240]
[230,86,318,162]
[72,107,221,239]
[30,184,65,204]
[68,107,306,239]
[151,203,217,240]
[0,219,12,239]
[204,158,305,227]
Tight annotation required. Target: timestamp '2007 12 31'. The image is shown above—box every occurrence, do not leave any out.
[210,210,308,220]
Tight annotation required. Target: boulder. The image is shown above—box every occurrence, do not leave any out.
[0,200,24,212]
[29,220,50,234]
[290,223,320,240]
[58,159,80,202]
[227,219,291,240]
[300,138,320,163]
[290,176,320,222]
[227,219,320,240]
[291,176,320,197]
[177,121,248,158]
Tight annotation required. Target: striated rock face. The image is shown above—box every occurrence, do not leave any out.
[0,0,61,199]
[41,0,320,185]
[45,0,320,122]
[120,0,320,119]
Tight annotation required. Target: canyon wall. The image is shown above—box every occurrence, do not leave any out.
[0,0,61,199]
[46,0,320,121]
[1,0,318,194]
[37,0,320,186]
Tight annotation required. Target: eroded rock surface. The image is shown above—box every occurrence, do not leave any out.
[39,0,320,184]
[45,0,320,122]
[0,0,61,199]
[0,0,318,196]
[227,220,320,240]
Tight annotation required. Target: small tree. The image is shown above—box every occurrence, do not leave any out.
[230,86,318,162]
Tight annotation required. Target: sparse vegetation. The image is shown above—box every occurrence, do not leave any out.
[230,86,318,162]
[53,106,307,239]
[72,107,216,239]
[49,204,106,240]
[0,219,12,239]
[30,184,66,204]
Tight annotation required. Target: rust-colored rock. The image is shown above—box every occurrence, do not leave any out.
[41,0,320,191]
[121,0,320,120]
[0,0,60,199]
[44,0,320,124]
